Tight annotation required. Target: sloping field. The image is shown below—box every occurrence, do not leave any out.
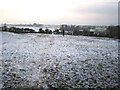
[1,32,119,88]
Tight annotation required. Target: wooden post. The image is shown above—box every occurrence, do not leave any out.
[63,29,65,36]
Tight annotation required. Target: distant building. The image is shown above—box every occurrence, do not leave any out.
[90,29,95,32]
[79,30,84,31]
[95,28,106,31]
[65,30,73,35]
[93,28,106,35]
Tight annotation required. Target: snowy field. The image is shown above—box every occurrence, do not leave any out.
[1,32,119,88]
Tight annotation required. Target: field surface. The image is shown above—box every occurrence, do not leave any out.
[1,32,119,88]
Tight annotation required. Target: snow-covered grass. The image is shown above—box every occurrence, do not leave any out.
[1,32,119,88]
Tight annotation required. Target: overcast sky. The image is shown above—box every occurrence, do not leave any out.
[0,0,119,25]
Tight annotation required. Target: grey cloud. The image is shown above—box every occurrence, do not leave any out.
[73,2,117,15]
[68,2,118,25]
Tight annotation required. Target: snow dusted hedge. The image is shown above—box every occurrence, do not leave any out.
[1,32,119,89]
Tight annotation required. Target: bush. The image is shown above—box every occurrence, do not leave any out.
[54,29,61,34]
[45,29,52,34]
[106,26,119,39]
[39,28,45,33]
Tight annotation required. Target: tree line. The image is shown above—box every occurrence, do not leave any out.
[2,26,35,33]
[1,24,120,39]
[58,25,120,39]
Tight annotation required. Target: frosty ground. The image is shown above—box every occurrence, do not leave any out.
[1,32,119,88]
